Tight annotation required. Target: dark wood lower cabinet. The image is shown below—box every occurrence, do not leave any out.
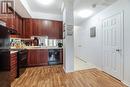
[59,49,63,64]
[27,49,63,67]
[10,52,17,82]
[28,49,48,67]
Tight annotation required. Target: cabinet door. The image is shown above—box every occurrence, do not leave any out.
[22,18,32,38]
[6,15,14,29]
[0,15,8,23]
[55,21,63,39]
[28,49,48,66]
[37,50,48,65]
[10,53,17,82]
[19,17,23,37]
[14,15,19,32]
[25,19,32,38]
[22,19,26,38]
[59,49,63,63]
[47,21,63,39]
[59,22,63,39]
[36,20,42,36]
[47,20,54,39]
[32,19,38,36]
[32,20,48,36]
[41,20,48,36]
[54,21,60,39]
[28,50,36,66]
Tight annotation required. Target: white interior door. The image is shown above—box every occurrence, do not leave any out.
[103,12,124,80]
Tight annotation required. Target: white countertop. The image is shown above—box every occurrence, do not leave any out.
[11,46,63,50]
[10,51,18,54]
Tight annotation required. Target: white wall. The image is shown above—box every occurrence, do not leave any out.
[63,0,74,73]
[74,15,102,67]
[74,26,80,58]
[31,12,62,21]
[74,0,130,86]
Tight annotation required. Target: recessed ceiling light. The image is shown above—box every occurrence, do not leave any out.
[78,10,93,18]
[37,0,54,6]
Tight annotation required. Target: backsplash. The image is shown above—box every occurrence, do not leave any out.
[10,36,63,48]
[31,36,63,47]
[48,39,63,47]
[10,38,25,48]
[31,36,48,46]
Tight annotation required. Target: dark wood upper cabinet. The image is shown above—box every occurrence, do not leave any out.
[40,20,48,36]
[1,13,23,38]
[47,20,63,39]
[18,17,23,37]
[32,19,39,36]
[54,21,63,39]
[22,18,32,38]
[6,14,19,31]
[31,19,63,39]
[47,20,54,38]
[15,15,19,32]
[0,14,63,39]
[6,15,14,28]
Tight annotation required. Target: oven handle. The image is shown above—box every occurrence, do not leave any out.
[20,57,27,61]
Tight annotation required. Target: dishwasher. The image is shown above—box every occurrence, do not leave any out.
[48,49,60,65]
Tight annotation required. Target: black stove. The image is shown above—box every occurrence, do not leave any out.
[17,49,28,77]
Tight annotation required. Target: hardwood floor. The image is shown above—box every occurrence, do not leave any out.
[0,71,10,87]
[11,65,127,87]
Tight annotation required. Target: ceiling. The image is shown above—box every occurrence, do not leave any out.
[14,0,118,25]
[14,0,63,20]
[74,0,118,25]
[26,0,63,15]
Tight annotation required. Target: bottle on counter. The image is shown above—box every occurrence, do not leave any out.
[33,37,39,46]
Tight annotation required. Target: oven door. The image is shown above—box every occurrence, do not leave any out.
[19,54,27,67]
[17,50,28,77]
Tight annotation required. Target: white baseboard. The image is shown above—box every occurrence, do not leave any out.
[75,56,102,71]
[122,80,130,87]
[63,66,65,72]
[65,70,74,73]
[96,66,102,71]
[63,66,74,73]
